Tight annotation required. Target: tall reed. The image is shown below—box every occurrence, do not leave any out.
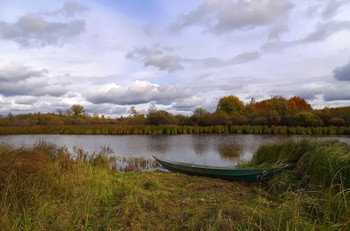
[1,124,350,135]
[244,139,350,230]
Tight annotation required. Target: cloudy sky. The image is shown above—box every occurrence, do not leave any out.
[1,0,350,116]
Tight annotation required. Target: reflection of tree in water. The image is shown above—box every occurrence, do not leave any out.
[192,136,209,155]
[146,136,170,153]
[217,144,243,160]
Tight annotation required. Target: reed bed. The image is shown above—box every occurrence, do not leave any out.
[243,139,350,230]
[1,124,350,135]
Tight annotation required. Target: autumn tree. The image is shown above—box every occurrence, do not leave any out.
[287,96,312,111]
[230,112,248,125]
[217,95,245,115]
[212,110,230,125]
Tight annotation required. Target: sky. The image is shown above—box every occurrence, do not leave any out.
[1,0,350,117]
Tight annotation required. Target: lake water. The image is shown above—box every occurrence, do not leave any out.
[1,134,350,167]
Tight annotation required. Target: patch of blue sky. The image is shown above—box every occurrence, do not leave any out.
[152,74,177,85]
[100,0,162,20]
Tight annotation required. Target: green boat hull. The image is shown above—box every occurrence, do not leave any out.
[154,156,289,182]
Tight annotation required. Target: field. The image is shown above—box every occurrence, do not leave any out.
[1,139,350,230]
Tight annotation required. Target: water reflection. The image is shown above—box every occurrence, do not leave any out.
[217,144,242,160]
[145,135,170,153]
[191,135,209,155]
[0,134,350,167]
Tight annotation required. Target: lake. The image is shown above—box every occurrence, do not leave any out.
[1,134,350,167]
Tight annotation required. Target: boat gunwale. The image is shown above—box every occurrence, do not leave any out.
[153,156,286,171]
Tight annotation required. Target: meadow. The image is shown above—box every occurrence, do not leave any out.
[0,139,350,230]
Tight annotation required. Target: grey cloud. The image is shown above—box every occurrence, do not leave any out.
[170,0,293,34]
[322,0,349,20]
[305,4,322,18]
[0,14,85,48]
[127,45,261,72]
[290,81,350,102]
[268,24,288,40]
[84,104,127,115]
[187,51,261,68]
[333,61,350,81]
[109,107,128,115]
[14,96,38,105]
[56,2,89,17]
[261,41,290,53]
[173,96,204,111]
[144,54,183,73]
[44,2,89,17]
[294,90,319,101]
[0,64,67,97]
[261,41,291,53]
[86,81,191,105]
[0,64,48,82]
[295,21,350,44]
[261,21,350,53]
[0,81,67,97]
[126,47,183,73]
[229,51,261,65]
[323,87,350,101]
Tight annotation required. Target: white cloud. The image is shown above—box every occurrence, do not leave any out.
[86,80,191,105]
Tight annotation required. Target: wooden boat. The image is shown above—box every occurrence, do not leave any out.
[153,156,292,182]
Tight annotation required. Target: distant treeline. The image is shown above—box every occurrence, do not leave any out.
[0,95,350,129]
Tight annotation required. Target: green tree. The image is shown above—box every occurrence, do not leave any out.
[130,106,138,117]
[191,108,210,126]
[146,104,173,125]
[217,95,245,115]
[328,117,345,126]
[70,104,85,118]
[65,109,72,117]
[296,112,323,127]
[267,110,281,126]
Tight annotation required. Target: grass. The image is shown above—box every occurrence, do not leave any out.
[244,139,350,188]
[1,140,350,230]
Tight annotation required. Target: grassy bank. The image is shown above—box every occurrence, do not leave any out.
[1,124,350,135]
[1,140,350,230]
